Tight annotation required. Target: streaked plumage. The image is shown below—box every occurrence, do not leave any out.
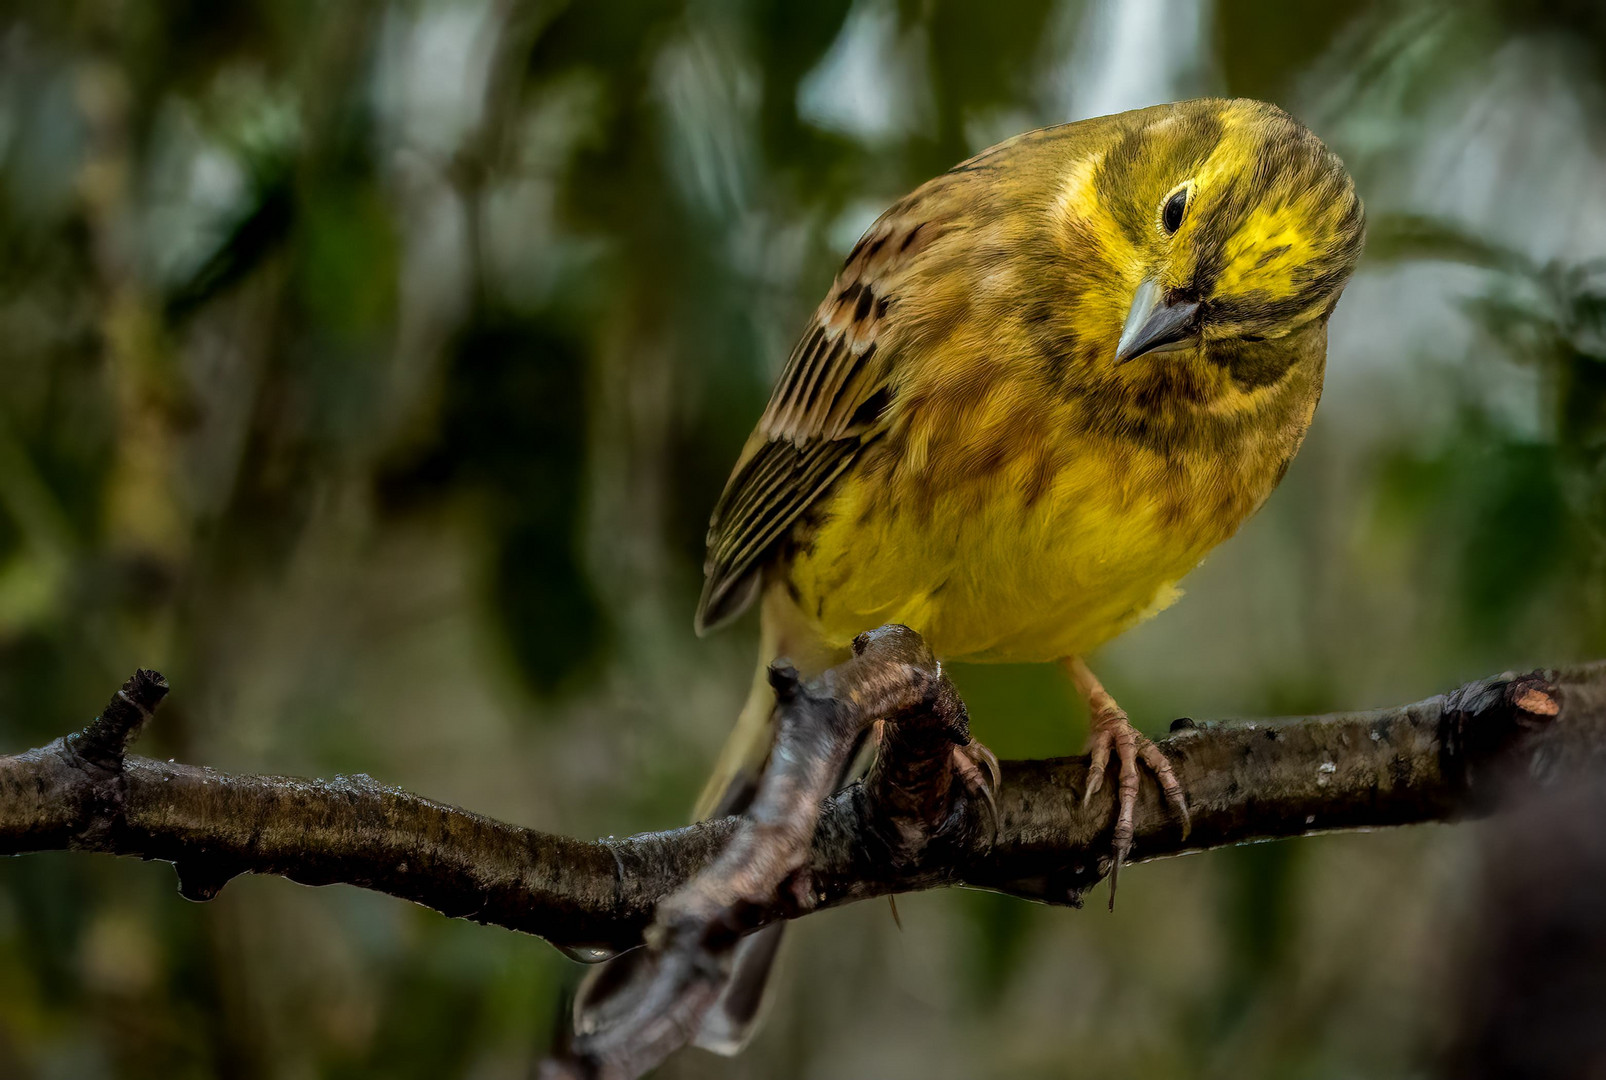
[700,100,1361,670]
[593,98,1363,1053]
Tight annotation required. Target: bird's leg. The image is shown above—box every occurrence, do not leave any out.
[1062,656,1189,907]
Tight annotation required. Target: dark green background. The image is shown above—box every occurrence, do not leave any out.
[0,1,1601,1076]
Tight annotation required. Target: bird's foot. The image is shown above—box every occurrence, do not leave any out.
[1082,701,1189,909]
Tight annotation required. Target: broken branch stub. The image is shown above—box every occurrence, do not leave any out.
[562,624,999,1079]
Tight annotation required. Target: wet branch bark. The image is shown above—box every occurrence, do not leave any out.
[0,642,1600,960]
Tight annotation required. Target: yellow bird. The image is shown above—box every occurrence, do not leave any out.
[659,98,1359,1052]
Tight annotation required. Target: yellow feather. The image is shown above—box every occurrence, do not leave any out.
[702,97,1362,677]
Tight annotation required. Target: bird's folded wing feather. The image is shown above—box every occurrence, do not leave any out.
[696,210,950,633]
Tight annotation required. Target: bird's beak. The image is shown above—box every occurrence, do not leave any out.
[1115,278,1201,364]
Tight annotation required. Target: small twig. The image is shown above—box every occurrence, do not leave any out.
[65,668,168,771]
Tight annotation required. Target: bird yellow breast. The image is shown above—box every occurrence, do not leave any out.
[786,353,1318,664]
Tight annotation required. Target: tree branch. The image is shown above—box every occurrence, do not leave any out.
[0,641,1597,960]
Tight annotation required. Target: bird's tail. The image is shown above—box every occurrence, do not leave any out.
[691,598,795,820]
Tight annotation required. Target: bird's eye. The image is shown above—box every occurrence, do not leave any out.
[1161,185,1190,235]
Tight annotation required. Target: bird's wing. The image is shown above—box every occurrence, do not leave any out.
[696,210,949,633]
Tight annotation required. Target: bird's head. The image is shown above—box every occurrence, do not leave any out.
[1087,99,1364,366]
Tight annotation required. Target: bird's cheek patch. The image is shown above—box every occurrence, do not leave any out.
[1216,207,1313,301]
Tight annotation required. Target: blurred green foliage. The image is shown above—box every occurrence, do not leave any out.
[0,1,1601,1077]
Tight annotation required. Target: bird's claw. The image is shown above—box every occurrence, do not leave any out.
[1083,704,1189,909]
[951,739,1001,836]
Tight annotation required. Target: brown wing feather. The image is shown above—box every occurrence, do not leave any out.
[695,208,951,633]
